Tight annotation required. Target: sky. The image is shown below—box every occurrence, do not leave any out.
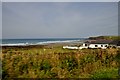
[2,0,120,2]
[118,2,120,36]
[2,2,118,39]
[0,1,1,39]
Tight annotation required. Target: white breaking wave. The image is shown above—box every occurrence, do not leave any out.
[1,43,29,46]
[36,40,80,44]
[1,40,81,46]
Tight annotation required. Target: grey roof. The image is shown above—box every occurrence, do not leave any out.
[84,39,113,44]
[110,40,120,46]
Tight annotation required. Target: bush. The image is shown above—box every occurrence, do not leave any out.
[40,60,52,72]
[2,47,119,78]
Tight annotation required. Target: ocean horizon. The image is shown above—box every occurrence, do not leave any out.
[1,38,86,46]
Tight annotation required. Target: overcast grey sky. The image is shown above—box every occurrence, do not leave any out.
[2,2,118,39]
[0,1,1,39]
[2,0,120,2]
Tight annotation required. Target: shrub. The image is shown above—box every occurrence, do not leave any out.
[59,53,78,71]
[2,47,119,78]
[40,60,52,72]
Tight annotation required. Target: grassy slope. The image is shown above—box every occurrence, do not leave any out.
[2,46,120,79]
[89,36,120,40]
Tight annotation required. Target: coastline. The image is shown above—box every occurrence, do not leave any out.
[1,39,85,48]
[1,41,83,50]
[1,35,120,49]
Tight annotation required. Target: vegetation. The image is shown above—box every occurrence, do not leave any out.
[89,36,120,40]
[1,46,120,79]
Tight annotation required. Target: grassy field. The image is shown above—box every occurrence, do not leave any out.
[1,45,120,79]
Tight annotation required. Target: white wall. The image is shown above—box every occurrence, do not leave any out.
[89,44,108,48]
[82,43,88,47]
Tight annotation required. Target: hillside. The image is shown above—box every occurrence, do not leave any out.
[88,36,120,40]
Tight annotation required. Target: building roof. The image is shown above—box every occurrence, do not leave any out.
[84,39,113,44]
[110,40,120,46]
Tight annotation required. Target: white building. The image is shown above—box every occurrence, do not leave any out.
[79,43,108,49]
[63,46,79,49]
[63,39,111,50]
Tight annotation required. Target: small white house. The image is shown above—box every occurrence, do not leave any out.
[63,40,111,50]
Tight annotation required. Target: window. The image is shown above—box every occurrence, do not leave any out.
[101,45,103,47]
[85,44,87,46]
[105,45,107,47]
[95,45,97,47]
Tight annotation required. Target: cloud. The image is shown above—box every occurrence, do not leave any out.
[0,1,2,39]
[2,2,118,39]
[2,0,120,2]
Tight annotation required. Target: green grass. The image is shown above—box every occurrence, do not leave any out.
[91,68,119,78]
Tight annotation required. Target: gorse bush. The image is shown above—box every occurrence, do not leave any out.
[40,60,52,71]
[2,47,119,78]
[59,53,78,71]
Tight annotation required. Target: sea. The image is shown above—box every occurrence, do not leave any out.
[1,38,86,46]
